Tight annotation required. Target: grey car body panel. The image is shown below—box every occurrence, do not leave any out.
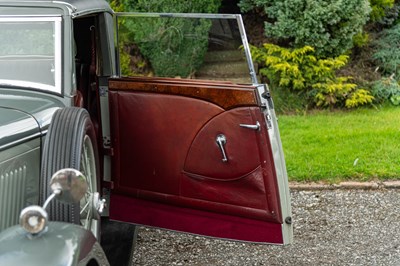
[0,89,64,231]
[0,107,39,151]
[0,1,113,264]
[0,139,41,231]
[0,0,113,17]
[0,88,64,143]
[0,222,107,266]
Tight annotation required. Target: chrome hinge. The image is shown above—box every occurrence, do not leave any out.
[266,114,272,129]
[102,136,114,156]
[99,86,108,97]
[103,136,111,147]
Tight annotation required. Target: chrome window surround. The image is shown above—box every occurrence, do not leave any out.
[114,13,258,84]
[0,16,62,94]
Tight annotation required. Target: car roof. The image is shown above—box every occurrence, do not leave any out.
[0,0,113,17]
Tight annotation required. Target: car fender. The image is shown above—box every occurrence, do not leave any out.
[0,222,108,266]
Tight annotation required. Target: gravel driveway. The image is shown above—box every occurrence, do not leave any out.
[131,188,400,265]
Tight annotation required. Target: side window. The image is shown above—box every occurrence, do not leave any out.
[115,14,256,84]
[0,17,62,93]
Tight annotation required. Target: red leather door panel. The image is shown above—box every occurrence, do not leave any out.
[182,107,281,222]
[108,77,284,243]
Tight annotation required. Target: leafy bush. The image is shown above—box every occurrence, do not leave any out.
[345,88,375,108]
[269,88,309,114]
[112,0,221,77]
[372,23,400,77]
[122,0,220,13]
[239,0,371,57]
[371,77,400,105]
[370,0,394,22]
[107,0,124,11]
[377,2,400,26]
[250,43,374,108]
[120,17,212,77]
[353,32,369,49]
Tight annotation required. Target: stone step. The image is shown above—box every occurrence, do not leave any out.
[194,75,254,84]
[197,61,250,77]
[203,49,246,63]
[196,49,258,84]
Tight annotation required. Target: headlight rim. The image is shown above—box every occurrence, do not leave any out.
[19,205,48,235]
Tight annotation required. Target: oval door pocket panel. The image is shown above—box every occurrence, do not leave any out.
[182,107,279,221]
[183,107,261,181]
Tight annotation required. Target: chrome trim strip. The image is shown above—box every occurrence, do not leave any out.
[0,80,55,91]
[0,17,60,22]
[52,1,76,12]
[116,12,239,19]
[236,15,258,84]
[54,17,62,94]
[0,132,41,152]
[265,108,293,244]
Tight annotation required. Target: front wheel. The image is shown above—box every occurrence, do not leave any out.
[40,107,102,239]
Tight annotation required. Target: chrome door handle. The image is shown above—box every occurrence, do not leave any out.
[216,134,228,163]
[239,121,260,131]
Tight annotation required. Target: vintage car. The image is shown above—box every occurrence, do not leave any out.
[0,0,293,265]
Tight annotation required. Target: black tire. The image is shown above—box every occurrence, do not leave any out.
[40,107,101,239]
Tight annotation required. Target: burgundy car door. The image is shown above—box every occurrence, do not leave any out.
[108,13,292,244]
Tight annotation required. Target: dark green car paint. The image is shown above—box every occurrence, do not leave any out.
[0,89,64,151]
[0,1,113,265]
[0,89,65,232]
[0,222,107,266]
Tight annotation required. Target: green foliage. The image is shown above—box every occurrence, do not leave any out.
[313,77,355,107]
[372,23,400,77]
[250,43,374,108]
[115,0,221,77]
[345,88,375,108]
[238,0,371,57]
[369,0,394,21]
[371,77,400,105]
[377,3,400,26]
[123,17,212,77]
[353,32,369,49]
[269,87,309,114]
[122,0,221,13]
[107,0,124,11]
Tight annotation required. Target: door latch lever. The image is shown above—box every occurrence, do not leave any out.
[239,121,260,131]
[216,134,228,163]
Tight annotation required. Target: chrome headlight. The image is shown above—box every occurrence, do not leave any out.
[19,206,48,235]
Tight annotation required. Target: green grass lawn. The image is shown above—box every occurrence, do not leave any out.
[279,105,400,182]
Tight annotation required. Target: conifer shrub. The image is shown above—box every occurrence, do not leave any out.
[377,2,400,26]
[239,0,371,57]
[371,77,400,105]
[250,43,374,108]
[372,23,400,77]
[370,0,395,22]
[112,0,221,77]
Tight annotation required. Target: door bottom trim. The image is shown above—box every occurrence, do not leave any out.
[110,194,284,244]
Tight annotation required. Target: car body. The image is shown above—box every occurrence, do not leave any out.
[0,0,292,265]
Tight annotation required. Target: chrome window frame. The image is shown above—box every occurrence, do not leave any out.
[0,16,62,94]
[114,13,258,84]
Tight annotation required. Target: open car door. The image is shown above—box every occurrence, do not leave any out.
[108,13,292,244]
